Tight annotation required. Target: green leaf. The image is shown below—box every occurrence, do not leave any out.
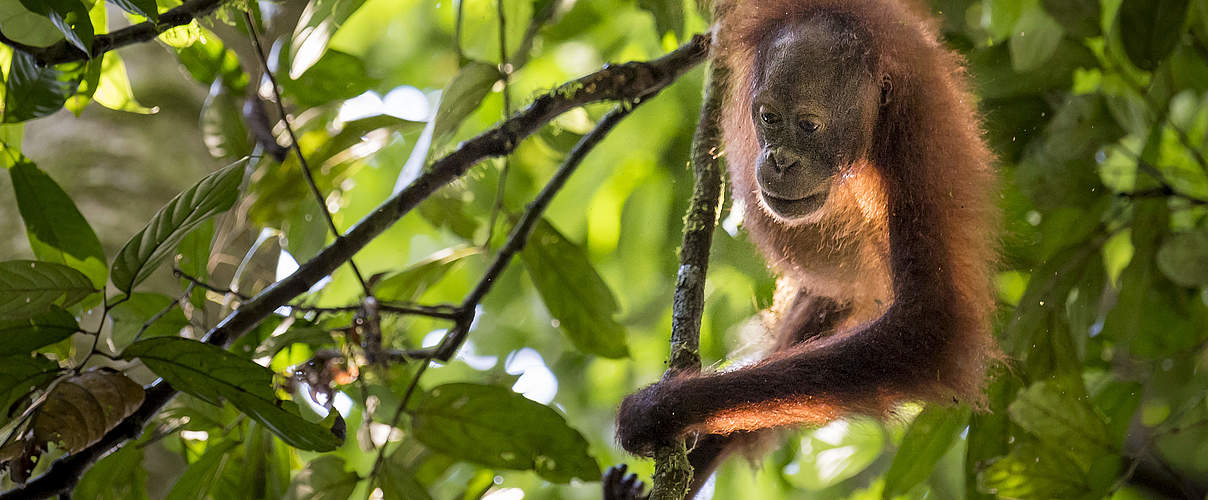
[1157,228,1208,287]
[176,218,215,282]
[285,456,359,500]
[1009,6,1064,72]
[373,246,480,302]
[521,219,628,358]
[105,0,157,20]
[1008,380,1112,468]
[0,260,96,320]
[200,82,251,159]
[0,306,78,356]
[1117,0,1190,70]
[110,160,245,294]
[19,0,93,53]
[73,443,148,499]
[431,61,500,144]
[253,320,332,360]
[3,51,83,123]
[978,443,1091,499]
[289,0,368,78]
[0,354,60,425]
[378,448,434,500]
[0,0,63,46]
[1041,0,1099,38]
[123,337,343,451]
[638,0,683,38]
[282,50,377,107]
[94,52,155,114]
[108,293,189,348]
[882,406,970,498]
[174,28,244,86]
[165,440,239,500]
[784,418,884,490]
[410,383,601,483]
[9,160,106,287]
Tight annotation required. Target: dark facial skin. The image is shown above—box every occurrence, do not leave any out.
[752,19,882,219]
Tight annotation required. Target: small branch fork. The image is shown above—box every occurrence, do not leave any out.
[0,34,709,499]
[648,51,729,500]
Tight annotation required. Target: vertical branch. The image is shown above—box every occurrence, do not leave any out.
[648,56,728,500]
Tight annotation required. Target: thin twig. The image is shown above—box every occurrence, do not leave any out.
[0,36,708,499]
[131,284,195,343]
[242,12,372,296]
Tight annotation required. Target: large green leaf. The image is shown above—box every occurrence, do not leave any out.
[0,260,96,320]
[0,306,78,356]
[522,219,628,358]
[410,383,601,483]
[882,406,970,498]
[1117,0,1190,70]
[18,0,92,53]
[0,0,62,46]
[110,160,245,293]
[784,418,884,490]
[199,82,251,159]
[2,51,83,123]
[72,440,148,499]
[123,337,343,451]
[9,160,106,287]
[1008,6,1063,73]
[285,456,359,500]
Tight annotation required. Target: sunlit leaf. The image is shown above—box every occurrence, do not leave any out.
[784,418,884,490]
[94,52,156,114]
[410,383,601,483]
[9,160,106,287]
[522,219,628,358]
[282,49,376,107]
[110,160,245,294]
[0,260,96,320]
[372,246,480,302]
[123,337,343,451]
[289,0,367,79]
[0,0,63,46]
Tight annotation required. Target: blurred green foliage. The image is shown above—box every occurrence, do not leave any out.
[1,0,1208,498]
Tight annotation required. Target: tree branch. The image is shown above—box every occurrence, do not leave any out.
[0,0,229,66]
[0,34,709,499]
[648,53,728,500]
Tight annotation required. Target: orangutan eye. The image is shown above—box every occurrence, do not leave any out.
[753,105,782,124]
[798,119,819,133]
